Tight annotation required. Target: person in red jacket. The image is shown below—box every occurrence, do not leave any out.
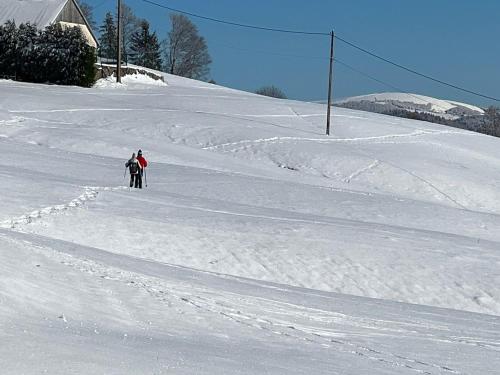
[136,149,148,188]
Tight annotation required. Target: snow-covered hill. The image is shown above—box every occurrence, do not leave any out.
[337,92,485,119]
[1,75,499,374]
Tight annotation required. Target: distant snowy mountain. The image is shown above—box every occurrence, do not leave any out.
[337,92,485,119]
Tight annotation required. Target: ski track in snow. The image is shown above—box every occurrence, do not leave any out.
[201,129,471,151]
[201,130,473,210]
[0,180,488,374]
[343,160,381,183]
[9,109,138,113]
[353,147,470,210]
[385,160,468,210]
[8,108,180,114]
[201,131,472,210]
[6,231,473,375]
[0,186,126,230]
[2,79,500,374]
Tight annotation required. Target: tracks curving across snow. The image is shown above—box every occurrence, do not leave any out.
[0,186,127,230]
[343,160,381,183]
[4,229,474,375]
[201,129,471,151]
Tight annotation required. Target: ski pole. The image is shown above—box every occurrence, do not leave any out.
[144,168,148,187]
[124,166,127,179]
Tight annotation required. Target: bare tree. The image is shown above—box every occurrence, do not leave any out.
[119,3,140,64]
[255,85,287,99]
[76,0,96,31]
[164,14,211,80]
[484,106,500,137]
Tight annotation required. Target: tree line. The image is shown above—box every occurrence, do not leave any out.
[0,0,212,86]
[93,2,284,93]
[1,0,286,93]
[97,4,211,80]
[384,107,500,138]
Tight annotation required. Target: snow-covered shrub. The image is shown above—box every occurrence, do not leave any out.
[0,20,18,79]
[0,21,96,87]
[255,85,287,99]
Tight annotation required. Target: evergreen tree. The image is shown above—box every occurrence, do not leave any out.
[98,12,117,61]
[0,22,96,86]
[130,20,162,70]
[16,23,38,82]
[0,21,18,78]
[80,43,97,87]
[35,24,96,86]
[0,21,39,81]
[120,3,140,64]
[35,24,66,83]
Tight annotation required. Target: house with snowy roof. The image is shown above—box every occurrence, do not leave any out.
[0,0,98,48]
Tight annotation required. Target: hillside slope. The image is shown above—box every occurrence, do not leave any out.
[1,76,499,374]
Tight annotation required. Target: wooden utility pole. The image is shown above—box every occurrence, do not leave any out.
[326,30,335,136]
[116,0,122,83]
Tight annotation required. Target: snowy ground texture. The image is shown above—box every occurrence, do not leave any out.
[1,75,500,374]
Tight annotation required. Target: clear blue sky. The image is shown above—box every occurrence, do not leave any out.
[88,0,499,107]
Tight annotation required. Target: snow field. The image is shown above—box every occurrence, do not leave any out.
[1,75,500,373]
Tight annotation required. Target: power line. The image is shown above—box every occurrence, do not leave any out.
[335,35,500,102]
[334,58,453,113]
[141,0,329,36]
[205,39,459,113]
[211,39,454,117]
[205,40,465,113]
[210,41,327,61]
[335,59,400,91]
[93,0,111,10]
[140,0,499,103]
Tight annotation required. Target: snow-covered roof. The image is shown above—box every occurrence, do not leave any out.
[0,0,68,28]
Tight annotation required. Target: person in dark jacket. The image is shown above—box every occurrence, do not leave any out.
[125,153,141,188]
